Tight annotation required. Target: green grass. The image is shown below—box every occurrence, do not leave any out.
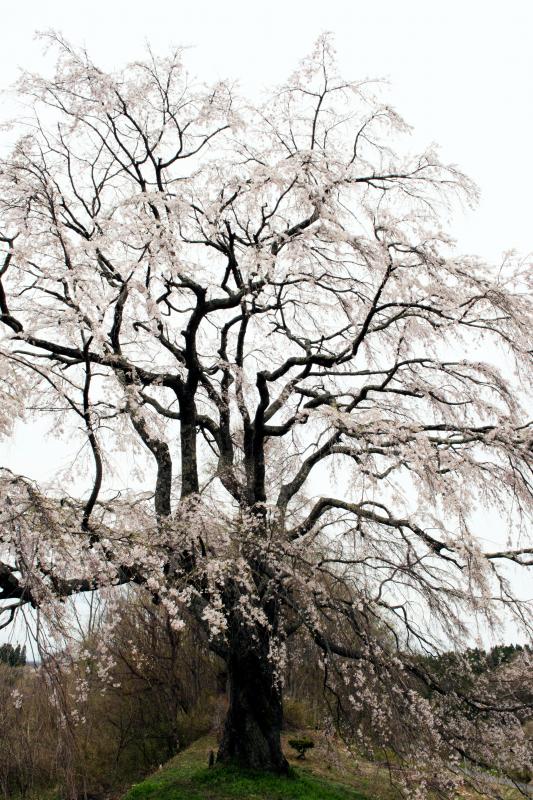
[122,735,373,800]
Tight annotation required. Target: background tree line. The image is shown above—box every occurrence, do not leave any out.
[0,644,26,668]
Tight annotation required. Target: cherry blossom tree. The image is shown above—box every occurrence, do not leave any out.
[0,33,532,784]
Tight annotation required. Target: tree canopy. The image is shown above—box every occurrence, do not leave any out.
[0,33,531,786]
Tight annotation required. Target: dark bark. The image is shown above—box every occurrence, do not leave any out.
[179,396,200,497]
[217,628,289,774]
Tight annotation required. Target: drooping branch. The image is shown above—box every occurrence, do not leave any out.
[81,339,103,534]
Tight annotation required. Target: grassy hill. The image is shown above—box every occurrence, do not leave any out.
[122,733,398,800]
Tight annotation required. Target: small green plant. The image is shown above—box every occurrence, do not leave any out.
[288,737,315,760]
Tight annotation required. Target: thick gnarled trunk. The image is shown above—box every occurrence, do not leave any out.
[217,631,289,774]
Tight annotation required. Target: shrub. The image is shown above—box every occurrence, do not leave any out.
[288,737,315,760]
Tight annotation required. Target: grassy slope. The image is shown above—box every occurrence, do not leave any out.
[122,733,398,800]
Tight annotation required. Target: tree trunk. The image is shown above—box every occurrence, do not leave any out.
[217,631,289,774]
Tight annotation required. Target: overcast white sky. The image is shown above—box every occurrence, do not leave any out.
[0,0,531,645]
